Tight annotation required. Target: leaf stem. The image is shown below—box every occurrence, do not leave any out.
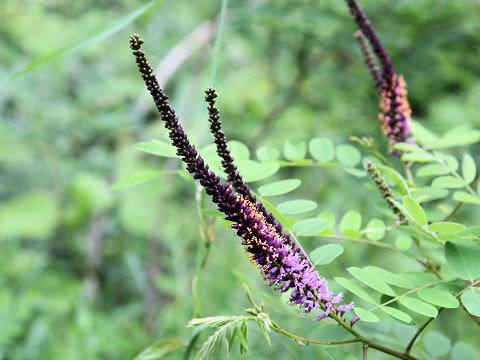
[270,321,360,345]
[368,282,437,312]
[405,279,480,354]
[327,311,420,360]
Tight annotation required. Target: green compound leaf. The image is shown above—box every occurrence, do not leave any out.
[339,210,362,235]
[461,288,480,317]
[462,153,477,184]
[364,219,386,241]
[363,267,413,289]
[460,226,480,237]
[380,306,412,323]
[432,176,464,188]
[292,218,330,236]
[441,153,460,170]
[395,236,412,250]
[429,222,466,233]
[236,160,280,182]
[416,164,449,177]
[135,140,178,157]
[445,241,480,281]
[135,338,184,360]
[417,288,459,308]
[402,196,427,226]
[437,233,474,241]
[435,128,480,149]
[393,143,424,153]
[347,267,395,296]
[401,152,436,162]
[310,244,344,265]
[228,140,250,160]
[424,331,451,357]
[336,145,361,167]
[112,170,162,190]
[309,137,335,162]
[413,187,449,203]
[256,146,280,161]
[284,141,306,160]
[398,297,438,317]
[452,342,479,360]
[453,191,480,204]
[258,179,301,197]
[403,272,438,286]
[410,119,439,146]
[354,307,379,322]
[334,277,376,305]
[277,199,317,215]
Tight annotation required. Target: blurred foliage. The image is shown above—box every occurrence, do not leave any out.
[0,0,479,359]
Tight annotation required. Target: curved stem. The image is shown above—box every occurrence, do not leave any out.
[328,312,419,360]
[271,321,360,345]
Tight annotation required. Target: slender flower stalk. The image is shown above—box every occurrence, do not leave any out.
[346,0,413,151]
[129,34,354,320]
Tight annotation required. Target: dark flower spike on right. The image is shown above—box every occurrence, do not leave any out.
[129,33,354,322]
[346,0,413,153]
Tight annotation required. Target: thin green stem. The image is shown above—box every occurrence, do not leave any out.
[271,321,360,345]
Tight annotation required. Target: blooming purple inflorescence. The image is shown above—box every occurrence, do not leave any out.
[346,0,413,152]
[129,34,354,321]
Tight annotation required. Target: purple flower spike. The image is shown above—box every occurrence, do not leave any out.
[129,34,354,321]
[378,74,412,151]
[346,0,414,153]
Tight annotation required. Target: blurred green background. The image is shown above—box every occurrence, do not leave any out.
[1,0,479,359]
